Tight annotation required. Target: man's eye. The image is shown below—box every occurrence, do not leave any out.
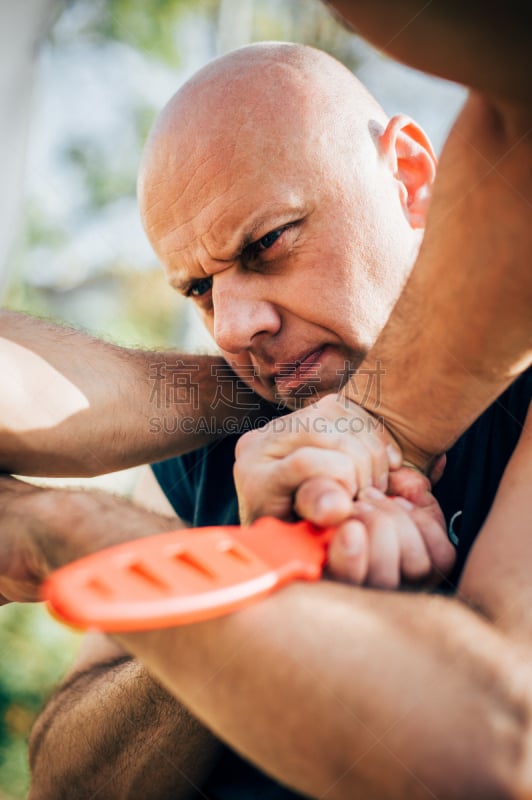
[246,227,287,260]
[257,228,284,251]
[187,277,213,298]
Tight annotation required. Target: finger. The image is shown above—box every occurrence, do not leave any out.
[429,454,447,486]
[348,438,373,495]
[287,427,375,488]
[236,447,357,496]
[295,477,353,526]
[355,427,390,492]
[267,426,386,498]
[365,513,401,589]
[235,400,402,509]
[388,469,448,557]
[354,489,431,585]
[390,497,432,581]
[279,447,358,497]
[388,467,431,506]
[240,414,357,458]
[361,489,437,583]
[410,507,456,578]
[349,492,401,589]
[349,423,404,495]
[235,448,358,524]
[356,487,454,586]
[239,397,402,475]
[326,519,369,584]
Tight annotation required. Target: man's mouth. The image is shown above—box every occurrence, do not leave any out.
[273,347,326,393]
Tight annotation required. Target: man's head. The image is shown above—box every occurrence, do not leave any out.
[139,42,436,404]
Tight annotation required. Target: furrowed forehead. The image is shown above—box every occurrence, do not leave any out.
[139,43,381,272]
[160,191,310,291]
[142,95,318,261]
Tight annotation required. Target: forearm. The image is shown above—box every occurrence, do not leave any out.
[29,656,222,800]
[344,94,532,469]
[116,582,532,800]
[327,1,531,106]
[0,311,270,476]
[113,428,532,798]
[10,481,532,798]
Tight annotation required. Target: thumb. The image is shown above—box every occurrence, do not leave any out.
[294,477,353,526]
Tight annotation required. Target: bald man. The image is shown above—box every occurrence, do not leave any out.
[23,45,446,798]
[0,42,428,478]
[6,39,528,800]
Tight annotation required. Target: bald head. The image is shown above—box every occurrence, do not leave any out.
[138,43,388,243]
[148,41,384,133]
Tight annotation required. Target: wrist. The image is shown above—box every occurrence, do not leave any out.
[337,360,440,474]
[381,426,437,475]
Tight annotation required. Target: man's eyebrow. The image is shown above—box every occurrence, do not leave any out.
[231,205,307,253]
[169,203,308,291]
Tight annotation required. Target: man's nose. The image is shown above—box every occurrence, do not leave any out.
[212,282,281,354]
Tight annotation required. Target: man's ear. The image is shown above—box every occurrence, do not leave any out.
[379,114,437,229]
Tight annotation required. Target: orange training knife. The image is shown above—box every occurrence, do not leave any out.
[42,517,336,632]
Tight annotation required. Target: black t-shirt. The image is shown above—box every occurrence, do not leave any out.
[430,369,531,590]
[152,369,531,798]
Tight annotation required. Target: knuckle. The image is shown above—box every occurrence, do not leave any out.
[234,428,258,458]
[362,432,385,455]
[286,448,344,481]
[282,449,316,481]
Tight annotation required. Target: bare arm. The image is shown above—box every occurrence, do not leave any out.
[0,310,271,476]
[326,1,531,106]
[117,406,532,799]
[346,93,532,468]
[28,638,223,800]
[117,587,530,800]
[324,0,532,469]
[115,407,532,799]
[27,474,223,800]
[2,406,531,799]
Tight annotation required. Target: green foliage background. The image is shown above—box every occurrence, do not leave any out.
[0,607,82,798]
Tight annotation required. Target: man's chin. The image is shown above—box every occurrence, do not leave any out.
[273,380,346,410]
[229,348,367,410]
